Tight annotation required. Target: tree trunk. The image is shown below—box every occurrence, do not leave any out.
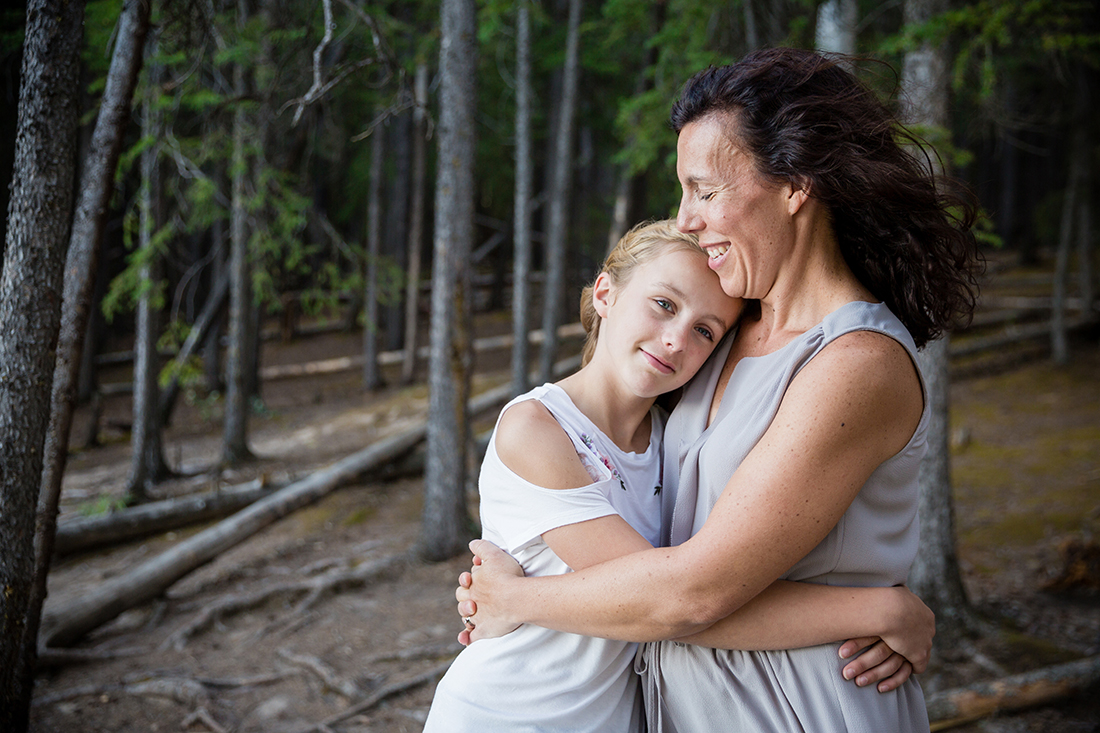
[126,43,170,501]
[363,122,384,390]
[1053,69,1091,364]
[204,218,227,393]
[911,337,975,643]
[23,2,149,718]
[420,0,478,562]
[222,0,255,465]
[384,111,412,352]
[743,0,759,50]
[1052,144,1079,365]
[511,0,533,397]
[814,0,857,57]
[537,0,582,385]
[1078,175,1094,321]
[0,1,83,728]
[902,0,976,645]
[400,63,429,386]
[160,271,229,425]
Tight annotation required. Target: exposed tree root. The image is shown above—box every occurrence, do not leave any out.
[164,553,407,650]
[277,648,362,700]
[293,660,454,733]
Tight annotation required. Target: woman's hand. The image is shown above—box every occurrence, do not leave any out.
[455,539,525,644]
[837,586,935,692]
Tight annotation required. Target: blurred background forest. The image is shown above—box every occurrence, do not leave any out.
[1,0,1098,731]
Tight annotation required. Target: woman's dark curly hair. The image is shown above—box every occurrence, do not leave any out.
[670,47,983,348]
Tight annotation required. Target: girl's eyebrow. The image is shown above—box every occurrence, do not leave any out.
[653,281,732,333]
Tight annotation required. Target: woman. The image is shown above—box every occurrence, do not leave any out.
[457,48,981,731]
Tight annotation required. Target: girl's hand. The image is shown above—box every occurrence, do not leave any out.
[455,539,525,644]
[838,637,913,692]
[838,586,935,692]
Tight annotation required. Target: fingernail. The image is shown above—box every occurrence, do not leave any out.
[838,647,851,659]
[843,668,854,680]
[856,676,867,686]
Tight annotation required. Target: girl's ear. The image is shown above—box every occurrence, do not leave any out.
[593,271,614,318]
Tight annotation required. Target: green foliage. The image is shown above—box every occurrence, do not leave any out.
[77,495,129,517]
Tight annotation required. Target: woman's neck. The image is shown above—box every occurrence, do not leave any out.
[758,213,873,344]
[556,367,654,453]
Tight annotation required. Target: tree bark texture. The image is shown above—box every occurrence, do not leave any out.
[223,1,255,465]
[400,63,429,385]
[363,122,384,390]
[911,337,974,640]
[127,45,169,500]
[814,0,857,57]
[538,0,582,385]
[383,111,412,352]
[421,0,478,562]
[511,0,533,397]
[0,1,84,727]
[901,0,975,644]
[26,0,150,718]
[926,655,1100,730]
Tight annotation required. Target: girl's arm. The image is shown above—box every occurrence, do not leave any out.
[460,333,926,663]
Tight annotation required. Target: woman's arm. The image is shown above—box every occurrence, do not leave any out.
[460,333,924,647]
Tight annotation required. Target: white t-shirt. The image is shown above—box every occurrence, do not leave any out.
[423,383,664,733]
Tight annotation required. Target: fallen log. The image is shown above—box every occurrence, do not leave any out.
[927,655,1100,731]
[949,317,1089,359]
[53,477,279,557]
[40,425,424,648]
[41,355,582,648]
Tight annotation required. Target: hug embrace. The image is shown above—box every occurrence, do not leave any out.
[427,46,982,732]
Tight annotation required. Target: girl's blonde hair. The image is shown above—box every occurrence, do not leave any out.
[579,219,703,367]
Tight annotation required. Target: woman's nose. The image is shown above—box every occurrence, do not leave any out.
[676,198,699,232]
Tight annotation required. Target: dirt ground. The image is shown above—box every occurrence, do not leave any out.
[26,313,1100,732]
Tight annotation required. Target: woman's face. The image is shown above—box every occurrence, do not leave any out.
[594,248,742,399]
[675,114,801,301]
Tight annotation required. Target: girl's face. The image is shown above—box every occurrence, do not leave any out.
[593,248,743,398]
[674,114,806,301]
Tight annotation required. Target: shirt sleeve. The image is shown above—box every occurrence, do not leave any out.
[478,444,620,554]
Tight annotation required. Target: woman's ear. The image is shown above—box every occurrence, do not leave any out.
[787,183,810,215]
[593,271,614,318]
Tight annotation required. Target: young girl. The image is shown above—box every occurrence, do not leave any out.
[425,220,931,732]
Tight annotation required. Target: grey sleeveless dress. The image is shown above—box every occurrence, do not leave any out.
[636,301,931,733]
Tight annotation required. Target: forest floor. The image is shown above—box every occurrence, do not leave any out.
[26,275,1100,733]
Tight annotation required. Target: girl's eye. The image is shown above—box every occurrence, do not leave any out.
[695,325,714,341]
[655,298,673,312]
